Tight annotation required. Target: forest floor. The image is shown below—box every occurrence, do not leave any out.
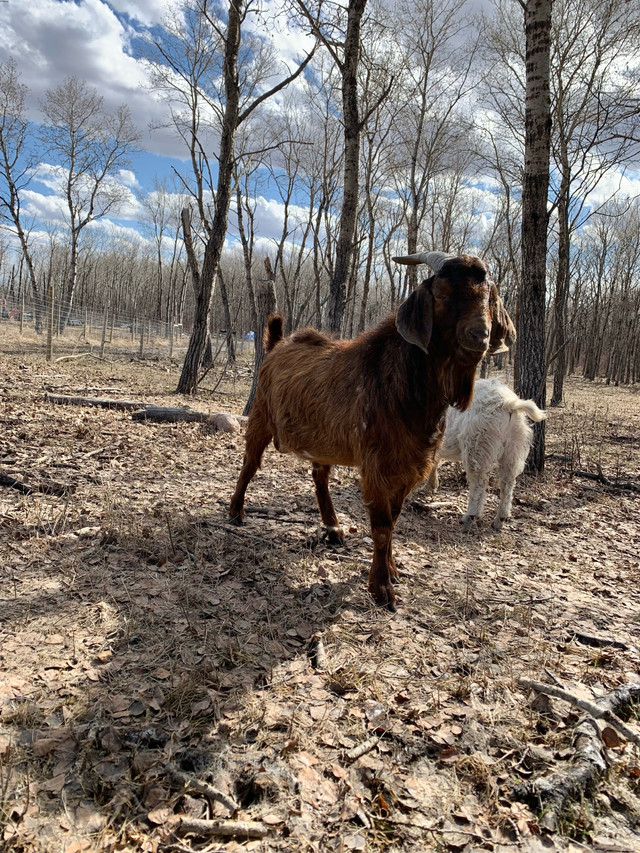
[1,327,640,853]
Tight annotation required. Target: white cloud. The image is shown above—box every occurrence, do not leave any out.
[0,0,178,157]
[106,0,171,27]
[584,167,640,208]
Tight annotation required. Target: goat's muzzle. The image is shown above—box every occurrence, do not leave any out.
[461,322,491,353]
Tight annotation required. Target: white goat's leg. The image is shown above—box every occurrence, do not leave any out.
[427,462,440,493]
[492,468,518,531]
[461,469,489,530]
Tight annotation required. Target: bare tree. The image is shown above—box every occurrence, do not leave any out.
[515,0,552,473]
[40,77,140,330]
[547,0,640,405]
[0,59,41,321]
[293,0,393,334]
[150,0,315,394]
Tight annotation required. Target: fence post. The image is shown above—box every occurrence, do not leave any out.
[46,283,54,362]
[100,304,109,358]
[139,318,144,357]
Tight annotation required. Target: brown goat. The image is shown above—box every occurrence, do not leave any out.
[229,252,516,611]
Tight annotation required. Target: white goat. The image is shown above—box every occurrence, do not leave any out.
[428,379,547,531]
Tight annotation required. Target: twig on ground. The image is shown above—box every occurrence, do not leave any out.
[167,766,239,814]
[346,736,380,761]
[173,816,269,839]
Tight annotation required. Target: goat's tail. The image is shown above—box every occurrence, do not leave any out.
[264,314,284,353]
[510,398,547,422]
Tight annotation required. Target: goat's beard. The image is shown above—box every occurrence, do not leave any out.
[445,359,477,410]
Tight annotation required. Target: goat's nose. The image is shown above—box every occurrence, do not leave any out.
[467,325,490,346]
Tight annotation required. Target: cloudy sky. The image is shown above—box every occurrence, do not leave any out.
[2,0,639,260]
[0,0,310,251]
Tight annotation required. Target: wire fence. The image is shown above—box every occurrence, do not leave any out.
[0,290,256,362]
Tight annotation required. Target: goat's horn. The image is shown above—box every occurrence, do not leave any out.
[392,251,455,272]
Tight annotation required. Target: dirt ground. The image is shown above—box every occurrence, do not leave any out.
[1,329,640,853]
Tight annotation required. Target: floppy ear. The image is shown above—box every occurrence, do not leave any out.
[396,281,434,354]
[488,282,516,354]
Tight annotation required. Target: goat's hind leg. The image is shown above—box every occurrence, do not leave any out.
[492,461,520,531]
[312,463,344,544]
[461,467,489,531]
[229,419,272,525]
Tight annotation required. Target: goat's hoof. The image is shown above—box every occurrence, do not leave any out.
[460,516,476,531]
[491,517,508,532]
[228,514,244,526]
[325,526,345,546]
[369,586,397,612]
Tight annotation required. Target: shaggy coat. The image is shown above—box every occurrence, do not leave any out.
[229,255,516,610]
[428,378,546,530]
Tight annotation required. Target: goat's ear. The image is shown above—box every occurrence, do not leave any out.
[488,283,516,354]
[396,282,433,354]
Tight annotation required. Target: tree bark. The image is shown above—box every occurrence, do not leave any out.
[515,0,553,473]
[327,0,367,334]
[243,259,277,416]
[176,0,242,394]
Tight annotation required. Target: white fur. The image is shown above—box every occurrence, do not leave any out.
[428,379,547,531]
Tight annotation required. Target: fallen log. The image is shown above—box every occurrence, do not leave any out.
[44,392,145,411]
[132,406,246,432]
[44,392,247,432]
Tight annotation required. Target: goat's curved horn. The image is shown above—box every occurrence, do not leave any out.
[392,251,455,272]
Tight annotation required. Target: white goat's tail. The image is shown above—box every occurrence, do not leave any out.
[510,398,547,422]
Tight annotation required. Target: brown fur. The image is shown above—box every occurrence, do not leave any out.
[229,255,516,611]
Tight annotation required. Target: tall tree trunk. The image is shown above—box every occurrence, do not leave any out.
[551,170,571,406]
[327,0,367,334]
[515,0,552,473]
[176,0,241,395]
[243,258,277,416]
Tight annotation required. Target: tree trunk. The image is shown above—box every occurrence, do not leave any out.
[243,259,277,416]
[327,0,367,334]
[176,0,241,395]
[551,169,571,406]
[514,0,552,473]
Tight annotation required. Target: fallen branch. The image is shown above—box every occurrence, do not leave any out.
[173,815,269,839]
[345,736,380,761]
[514,678,640,830]
[518,678,640,747]
[44,391,145,411]
[44,392,245,432]
[0,472,71,496]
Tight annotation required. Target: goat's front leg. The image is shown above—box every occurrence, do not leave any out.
[229,419,272,524]
[364,486,408,612]
[312,463,344,544]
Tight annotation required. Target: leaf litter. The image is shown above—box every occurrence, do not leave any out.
[0,345,639,852]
